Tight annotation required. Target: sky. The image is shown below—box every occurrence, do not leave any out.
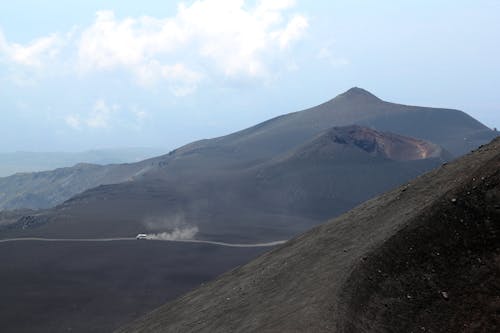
[1,0,499,152]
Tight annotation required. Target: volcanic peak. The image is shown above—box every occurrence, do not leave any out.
[335,87,381,101]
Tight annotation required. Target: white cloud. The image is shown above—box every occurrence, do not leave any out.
[256,0,296,12]
[1,0,308,94]
[131,107,148,122]
[86,99,118,128]
[161,63,203,96]
[0,30,7,53]
[317,45,349,67]
[77,10,186,72]
[274,15,308,49]
[172,0,307,77]
[65,101,153,131]
[9,34,62,67]
[65,114,81,129]
[0,29,63,68]
[65,100,118,130]
[134,60,203,95]
[77,0,308,83]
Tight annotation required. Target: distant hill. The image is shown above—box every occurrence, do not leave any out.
[0,148,165,177]
[0,87,495,212]
[170,86,494,161]
[0,148,166,177]
[1,125,450,242]
[116,137,500,333]
[0,161,154,210]
[0,148,169,211]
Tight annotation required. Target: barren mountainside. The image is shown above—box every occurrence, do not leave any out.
[0,87,495,211]
[1,125,450,243]
[117,138,499,333]
[0,161,154,210]
[0,89,497,333]
[284,125,450,162]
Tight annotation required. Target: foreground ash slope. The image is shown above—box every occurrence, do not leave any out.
[0,241,267,333]
[118,138,499,333]
[0,87,495,211]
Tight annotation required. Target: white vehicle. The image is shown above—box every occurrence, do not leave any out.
[136,234,148,240]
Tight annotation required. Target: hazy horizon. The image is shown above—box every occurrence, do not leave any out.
[1,0,499,152]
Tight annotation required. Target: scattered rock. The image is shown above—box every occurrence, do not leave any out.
[440,291,449,300]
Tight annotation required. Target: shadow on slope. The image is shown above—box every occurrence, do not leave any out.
[339,147,499,332]
[116,138,499,333]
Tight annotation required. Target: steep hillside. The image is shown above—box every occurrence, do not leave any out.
[170,87,494,161]
[0,87,495,211]
[117,138,499,333]
[2,126,449,243]
[0,161,155,210]
[280,125,449,162]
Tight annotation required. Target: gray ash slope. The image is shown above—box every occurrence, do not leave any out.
[0,87,495,212]
[3,125,450,242]
[117,137,500,333]
[171,87,492,161]
[0,161,155,211]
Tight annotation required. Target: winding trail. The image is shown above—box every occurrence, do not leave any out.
[173,239,286,248]
[0,237,287,248]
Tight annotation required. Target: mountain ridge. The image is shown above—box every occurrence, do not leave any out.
[1,87,494,211]
[1,124,449,243]
[0,147,166,177]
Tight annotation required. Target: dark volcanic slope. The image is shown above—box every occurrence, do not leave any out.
[281,125,449,162]
[0,240,267,333]
[172,87,494,161]
[117,138,500,333]
[3,126,449,242]
[0,87,495,211]
[0,161,155,210]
